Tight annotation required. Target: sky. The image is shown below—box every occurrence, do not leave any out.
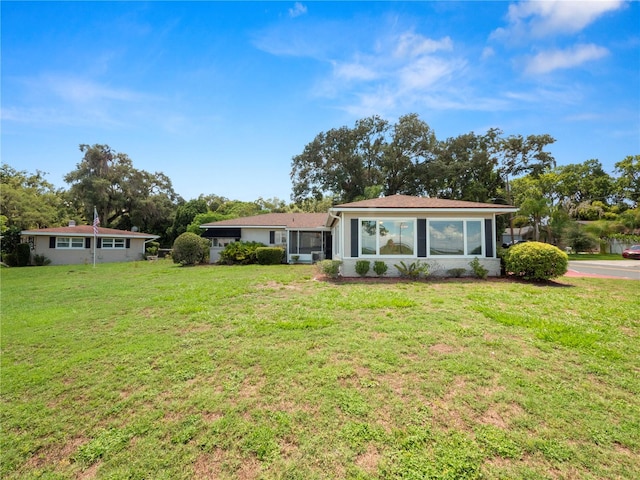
[2,1,639,203]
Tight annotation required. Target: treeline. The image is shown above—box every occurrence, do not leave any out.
[1,114,638,253]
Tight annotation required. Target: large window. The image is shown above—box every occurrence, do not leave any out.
[102,238,126,249]
[360,219,415,256]
[289,231,322,254]
[56,237,84,249]
[429,220,483,256]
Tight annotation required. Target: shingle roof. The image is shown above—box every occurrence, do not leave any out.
[21,225,159,238]
[201,213,329,229]
[334,194,515,210]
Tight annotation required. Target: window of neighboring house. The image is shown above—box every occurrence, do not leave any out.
[212,238,234,247]
[428,220,483,256]
[274,231,287,245]
[56,237,84,249]
[360,219,415,256]
[101,238,126,249]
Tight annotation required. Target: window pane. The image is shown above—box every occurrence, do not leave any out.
[57,238,70,248]
[360,221,376,255]
[379,220,414,255]
[299,232,321,254]
[429,221,464,255]
[71,238,84,248]
[466,221,482,255]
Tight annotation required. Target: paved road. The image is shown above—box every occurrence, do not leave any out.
[567,260,640,280]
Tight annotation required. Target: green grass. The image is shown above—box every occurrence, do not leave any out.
[1,260,639,479]
[568,253,626,261]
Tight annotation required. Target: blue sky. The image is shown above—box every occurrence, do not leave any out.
[2,1,639,202]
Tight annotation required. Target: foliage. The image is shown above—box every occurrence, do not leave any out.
[64,144,179,243]
[0,164,64,231]
[354,260,370,277]
[291,115,558,205]
[16,243,31,267]
[394,260,429,279]
[168,198,208,241]
[615,155,640,207]
[564,223,598,253]
[171,232,210,266]
[373,260,388,276]
[504,241,568,281]
[256,247,285,265]
[218,241,264,265]
[186,211,234,235]
[33,254,51,266]
[145,241,160,257]
[2,253,18,267]
[469,257,488,279]
[316,259,341,278]
[447,267,467,278]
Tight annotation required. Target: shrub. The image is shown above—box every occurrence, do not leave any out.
[172,232,210,266]
[504,241,568,281]
[469,257,488,279]
[2,253,18,267]
[256,247,284,265]
[394,260,428,279]
[355,260,371,277]
[218,241,264,265]
[33,254,51,266]
[373,261,388,277]
[447,267,467,278]
[145,241,160,257]
[317,259,341,278]
[17,243,31,267]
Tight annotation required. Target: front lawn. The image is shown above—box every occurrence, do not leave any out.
[2,261,639,479]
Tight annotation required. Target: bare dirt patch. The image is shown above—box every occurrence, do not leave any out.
[429,343,456,354]
[355,444,380,475]
[193,449,224,479]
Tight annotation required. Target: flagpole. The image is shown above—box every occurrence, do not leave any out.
[93,207,99,268]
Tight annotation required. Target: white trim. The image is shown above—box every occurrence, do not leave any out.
[331,207,516,215]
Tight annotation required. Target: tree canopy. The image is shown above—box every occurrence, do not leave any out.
[290,114,556,205]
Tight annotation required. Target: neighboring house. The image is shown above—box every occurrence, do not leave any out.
[21,222,159,266]
[501,226,534,247]
[201,213,331,263]
[327,195,517,277]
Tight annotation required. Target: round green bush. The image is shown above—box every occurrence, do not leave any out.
[172,232,210,266]
[504,241,568,281]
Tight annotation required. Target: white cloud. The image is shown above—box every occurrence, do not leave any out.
[525,43,609,74]
[333,61,379,81]
[394,33,453,58]
[288,2,307,18]
[493,0,626,40]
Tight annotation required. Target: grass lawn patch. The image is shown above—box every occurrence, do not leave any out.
[2,260,639,479]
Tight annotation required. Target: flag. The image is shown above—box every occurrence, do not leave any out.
[93,208,100,235]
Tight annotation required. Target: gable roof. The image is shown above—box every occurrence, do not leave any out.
[201,212,329,230]
[21,225,159,239]
[333,194,516,210]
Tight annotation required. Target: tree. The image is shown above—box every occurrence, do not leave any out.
[64,144,179,240]
[290,115,390,203]
[168,198,209,242]
[0,164,65,231]
[614,155,640,207]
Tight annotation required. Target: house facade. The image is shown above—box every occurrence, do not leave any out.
[20,223,159,266]
[327,195,517,277]
[201,213,331,264]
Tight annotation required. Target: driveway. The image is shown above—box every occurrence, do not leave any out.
[566,260,640,280]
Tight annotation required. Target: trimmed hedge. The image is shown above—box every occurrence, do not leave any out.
[256,247,285,265]
[504,241,568,281]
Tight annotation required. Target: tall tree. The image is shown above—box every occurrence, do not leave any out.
[614,155,640,207]
[64,144,180,238]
